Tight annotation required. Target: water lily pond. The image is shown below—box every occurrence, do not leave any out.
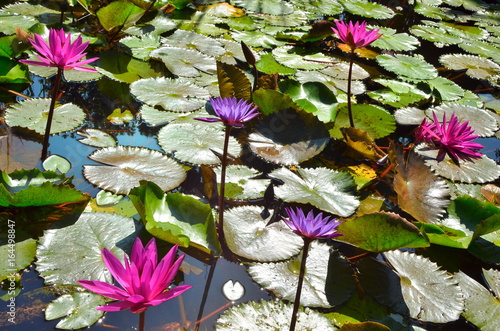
[1,0,500,330]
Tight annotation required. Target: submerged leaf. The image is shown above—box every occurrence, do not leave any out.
[83,146,186,195]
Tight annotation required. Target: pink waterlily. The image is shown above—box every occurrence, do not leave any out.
[78,238,191,314]
[331,21,382,51]
[282,207,343,239]
[195,97,260,128]
[415,111,484,164]
[19,28,98,72]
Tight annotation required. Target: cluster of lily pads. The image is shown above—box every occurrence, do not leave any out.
[1,0,500,330]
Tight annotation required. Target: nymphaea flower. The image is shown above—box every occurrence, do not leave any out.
[331,21,382,51]
[195,97,260,128]
[282,207,343,239]
[19,28,98,72]
[78,238,191,314]
[415,111,484,164]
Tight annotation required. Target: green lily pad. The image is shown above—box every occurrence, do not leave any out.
[369,79,429,107]
[216,299,337,330]
[0,237,36,282]
[119,34,160,60]
[231,30,287,48]
[130,77,210,112]
[83,146,186,195]
[36,212,137,285]
[427,76,465,102]
[371,28,420,51]
[454,270,500,331]
[161,29,225,57]
[96,1,144,31]
[329,104,396,139]
[5,98,85,134]
[231,0,294,15]
[384,250,464,323]
[337,212,429,252]
[248,109,329,165]
[77,129,117,148]
[150,47,217,77]
[223,206,302,261]
[213,165,270,200]
[45,292,106,330]
[270,167,359,217]
[256,52,296,75]
[410,25,462,45]
[272,46,328,70]
[377,54,438,80]
[341,0,394,19]
[157,122,241,165]
[42,155,71,174]
[97,52,159,84]
[249,241,354,308]
[129,182,221,255]
[440,54,500,80]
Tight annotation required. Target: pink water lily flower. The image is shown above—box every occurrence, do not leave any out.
[415,111,484,164]
[282,207,343,239]
[19,28,98,72]
[331,21,382,51]
[195,97,260,128]
[78,238,191,314]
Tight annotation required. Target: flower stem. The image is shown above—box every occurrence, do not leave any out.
[218,124,231,244]
[289,238,312,331]
[41,67,63,161]
[139,311,145,331]
[347,51,355,128]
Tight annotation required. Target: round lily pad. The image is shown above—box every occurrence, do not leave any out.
[83,146,186,194]
[440,54,500,80]
[213,165,270,200]
[77,129,117,148]
[150,47,217,77]
[377,54,438,80]
[5,98,85,134]
[224,206,302,261]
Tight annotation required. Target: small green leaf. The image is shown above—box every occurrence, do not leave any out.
[337,212,429,252]
[96,1,145,31]
[0,237,36,281]
[251,89,298,115]
[42,155,71,174]
[45,292,106,329]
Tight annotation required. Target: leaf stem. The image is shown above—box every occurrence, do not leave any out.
[289,238,312,331]
[347,50,355,128]
[41,67,63,161]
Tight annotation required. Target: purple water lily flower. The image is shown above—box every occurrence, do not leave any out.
[331,21,382,51]
[195,97,260,128]
[78,238,191,314]
[282,207,343,239]
[19,28,98,72]
[415,111,484,164]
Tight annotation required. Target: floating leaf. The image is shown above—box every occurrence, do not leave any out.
[410,25,462,45]
[119,34,160,60]
[216,299,337,330]
[0,237,36,281]
[213,166,270,200]
[249,242,354,308]
[95,190,124,206]
[222,280,245,301]
[271,167,359,217]
[416,145,500,184]
[83,146,186,195]
[256,52,296,75]
[223,206,302,262]
[337,212,429,252]
[248,109,329,165]
[45,292,105,330]
[161,29,225,57]
[341,0,394,19]
[107,108,133,124]
[384,250,464,322]
[251,89,298,115]
[96,1,145,31]
[36,212,137,285]
[77,129,117,148]
[369,79,429,107]
[371,28,420,51]
[42,155,71,174]
[272,46,329,70]
[231,30,287,48]
[157,122,241,165]
[5,98,85,134]
[377,54,438,80]
[454,270,500,331]
[427,76,464,102]
[231,0,294,15]
[150,47,216,77]
[391,146,450,223]
[329,104,396,139]
[440,54,500,80]
[130,77,210,112]
[129,182,221,255]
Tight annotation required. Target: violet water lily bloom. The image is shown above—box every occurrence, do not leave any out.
[19,28,98,72]
[282,207,343,239]
[415,111,484,164]
[195,97,260,128]
[78,238,191,314]
[331,21,382,51]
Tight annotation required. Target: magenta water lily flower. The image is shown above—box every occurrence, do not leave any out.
[19,28,98,72]
[331,21,382,51]
[282,207,343,239]
[415,111,484,164]
[195,97,260,128]
[78,238,191,314]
